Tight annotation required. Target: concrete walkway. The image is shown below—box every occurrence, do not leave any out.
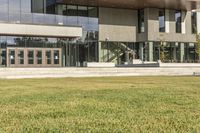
[0,67,200,79]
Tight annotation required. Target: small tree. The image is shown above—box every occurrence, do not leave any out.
[160,41,165,62]
[196,34,200,62]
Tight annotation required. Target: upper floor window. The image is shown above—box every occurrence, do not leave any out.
[159,9,165,32]
[31,0,44,13]
[175,10,182,33]
[56,4,67,15]
[31,1,98,18]
[66,5,78,16]
[46,0,56,14]
[78,6,88,17]
[88,7,98,18]
[138,9,145,33]
[191,12,197,34]
[31,0,56,14]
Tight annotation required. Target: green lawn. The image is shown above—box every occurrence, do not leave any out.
[0,77,200,132]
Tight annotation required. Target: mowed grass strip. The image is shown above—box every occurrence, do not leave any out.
[0,77,200,132]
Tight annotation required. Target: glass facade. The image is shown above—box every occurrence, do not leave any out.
[138,9,145,33]
[99,42,139,65]
[0,1,199,67]
[0,0,99,40]
[175,10,182,33]
[191,12,197,34]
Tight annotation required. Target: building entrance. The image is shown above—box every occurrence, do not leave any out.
[64,42,98,67]
[6,47,62,67]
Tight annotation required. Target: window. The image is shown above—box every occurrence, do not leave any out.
[56,4,67,15]
[88,7,98,18]
[0,50,6,65]
[0,0,8,14]
[9,0,21,22]
[37,50,42,64]
[138,9,145,33]
[31,0,44,13]
[191,12,197,34]
[54,50,59,64]
[28,50,34,64]
[10,50,15,65]
[18,50,24,64]
[0,0,9,21]
[175,10,182,33]
[46,50,51,64]
[45,0,56,14]
[21,0,32,13]
[66,5,77,16]
[159,9,165,32]
[78,6,88,17]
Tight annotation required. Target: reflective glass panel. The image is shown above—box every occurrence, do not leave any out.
[175,10,182,33]
[28,50,34,64]
[67,5,77,16]
[159,9,165,32]
[18,50,24,64]
[37,50,42,64]
[46,50,51,64]
[31,0,44,13]
[54,50,59,64]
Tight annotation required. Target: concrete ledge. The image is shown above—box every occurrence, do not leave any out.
[1,67,200,79]
[86,62,115,68]
[159,63,200,67]
[117,63,159,67]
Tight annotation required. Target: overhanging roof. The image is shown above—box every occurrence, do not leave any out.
[56,0,200,10]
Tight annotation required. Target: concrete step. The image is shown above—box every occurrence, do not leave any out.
[1,67,200,79]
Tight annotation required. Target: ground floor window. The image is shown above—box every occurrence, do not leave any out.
[99,41,199,64]
[9,50,15,65]
[0,36,199,67]
[18,50,24,65]
[46,50,51,65]
[28,50,34,64]
[37,50,42,64]
[99,42,139,65]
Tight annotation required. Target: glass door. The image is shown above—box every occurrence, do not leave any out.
[0,49,6,67]
[9,49,15,65]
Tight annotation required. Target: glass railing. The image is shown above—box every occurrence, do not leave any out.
[0,11,99,31]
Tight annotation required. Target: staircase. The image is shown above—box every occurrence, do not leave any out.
[102,42,135,63]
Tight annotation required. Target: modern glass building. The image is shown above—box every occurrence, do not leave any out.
[0,0,200,67]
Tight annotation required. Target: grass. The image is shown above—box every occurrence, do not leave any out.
[0,76,200,132]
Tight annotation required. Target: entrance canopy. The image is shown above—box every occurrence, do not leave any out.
[56,0,200,10]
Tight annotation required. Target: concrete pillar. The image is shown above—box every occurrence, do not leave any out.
[181,11,186,34]
[180,43,185,63]
[139,43,144,61]
[149,42,153,62]
[197,12,200,34]
[62,47,66,67]
[165,9,170,33]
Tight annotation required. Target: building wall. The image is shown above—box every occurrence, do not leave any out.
[147,8,196,43]
[99,7,137,42]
